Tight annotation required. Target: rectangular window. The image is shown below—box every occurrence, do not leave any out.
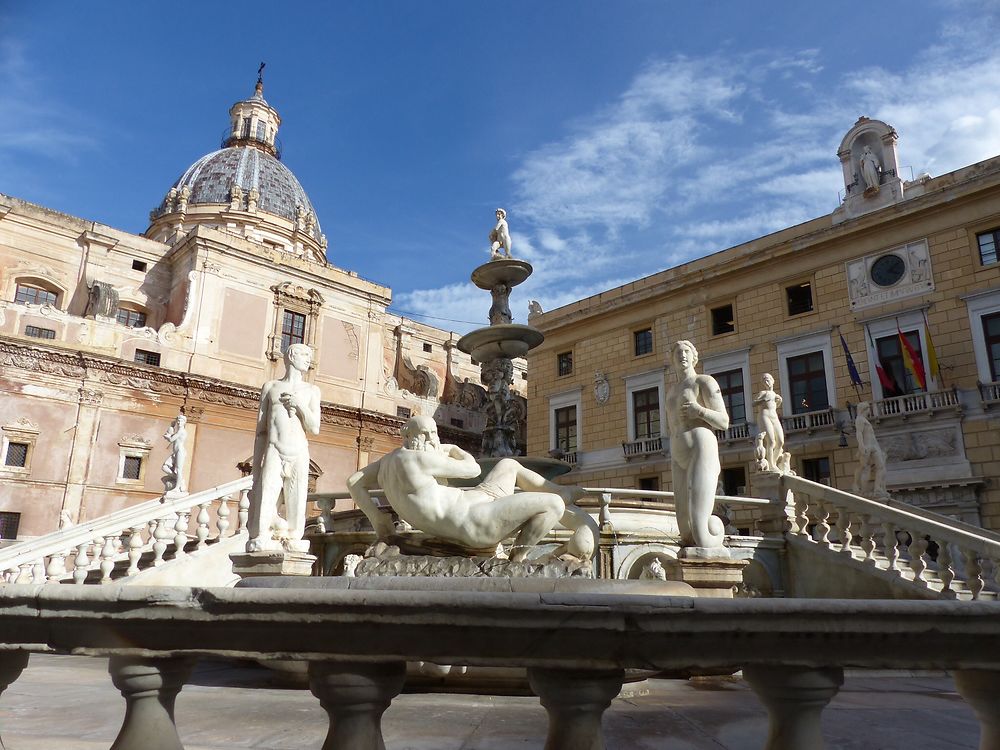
[396,407,412,419]
[0,512,20,539]
[241,118,251,138]
[638,475,660,501]
[557,351,573,377]
[116,308,147,328]
[720,466,747,496]
[131,259,147,272]
[554,405,577,452]
[4,442,28,468]
[122,456,143,480]
[978,228,1000,266]
[450,418,464,429]
[422,342,432,353]
[801,457,831,485]
[24,325,55,340]
[786,282,814,316]
[787,351,829,413]
[632,387,660,439]
[875,331,924,395]
[633,328,653,356]
[714,368,745,423]
[711,304,735,335]
[983,312,1000,381]
[281,310,307,353]
[134,349,161,366]
[14,284,57,307]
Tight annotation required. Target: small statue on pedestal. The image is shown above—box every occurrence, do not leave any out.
[161,413,188,496]
[489,208,512,259]
[753,373,786,473]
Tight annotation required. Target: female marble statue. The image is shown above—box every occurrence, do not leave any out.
[664,340,728,549]
[753,373,785,473]
[859,146,881,192]
[161,413,188,495]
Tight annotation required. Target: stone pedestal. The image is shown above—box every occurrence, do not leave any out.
[109,656,194,750]
[230,550,316,578]
[666,549,748,598]
[743,665,843,750]
[528,667,624,750]
[309,660,406,750]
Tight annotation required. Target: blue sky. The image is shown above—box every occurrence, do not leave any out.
[2,2,999,333]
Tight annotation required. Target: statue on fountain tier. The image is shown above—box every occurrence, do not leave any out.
[664,340,729,550]
[853,401,890,500]
[489,208,513,260]
[246,343,321,553]
[347,416,597,563]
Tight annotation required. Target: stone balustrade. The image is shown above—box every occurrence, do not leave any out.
[1,582,1000,749]
[0,477,252,585]
[978,380,1000,408]
[780,406,837,435]
[621,435,665,459]
[872,387,962,420]
[770,474,1000,600]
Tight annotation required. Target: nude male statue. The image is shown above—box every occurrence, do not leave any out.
[246,343,321,553]
[853,401,889,500]
[489,208,512,259]
[161,413,188,495]
[347,416,597,562]
[664,340,729,549]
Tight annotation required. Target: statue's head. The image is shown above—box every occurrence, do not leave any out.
[671,340,698,369]
[284,343,313,372]
[402,415,439,451]
[176,414,187,426]
[495,208,506,220]
[857,401,871,418]
[763,372,774,388]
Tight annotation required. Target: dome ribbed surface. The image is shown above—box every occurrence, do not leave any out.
[161,146,322,241]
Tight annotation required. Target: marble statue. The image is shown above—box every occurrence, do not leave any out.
[664,340,728,549]
[489,208,512,259]
[753,373,785,473]
[161,413,188,495]
[528,300,543,317]
[640,557,668,581]
[859,146,882,192]
[347,416,597,562]
[853,401,889,500]
[246,343,321,553]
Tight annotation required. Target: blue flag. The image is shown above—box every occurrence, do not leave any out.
[840,332,863,387]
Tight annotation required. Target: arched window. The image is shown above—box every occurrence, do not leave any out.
[13,281,60,308]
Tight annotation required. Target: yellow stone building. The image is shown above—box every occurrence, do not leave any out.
[528,117,1000,532]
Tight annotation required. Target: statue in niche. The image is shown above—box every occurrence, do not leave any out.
[161,413,188,495]
[489,208,513,259]
[859,145,882,193]
[488,282,513,325]
[246,343,321,553]
[640,557,668,581]
[853,402,890,500]
[347,415,597,562]
[664,340,728,549]
[753,373,786,473]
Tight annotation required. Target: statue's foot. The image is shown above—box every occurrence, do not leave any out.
[282,539,311,554]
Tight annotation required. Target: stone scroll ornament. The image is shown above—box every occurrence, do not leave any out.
[347,416,599,563]
[246,344,321,553]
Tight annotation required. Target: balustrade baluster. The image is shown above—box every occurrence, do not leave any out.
[882,522,899,573]
[4,568,17,583]
[907,531,929,583]
[238,489,251,532]
[965,549,985,600]
[217,494,232,537]
[14,563,33,584]
[815,501,832,548]
[837,508,854,556]
[46,551,68,583]
[173,512,190,559]
[125,526,145,577]
[794,493,809,534]
[858,514,875,562]
[528,667,625,750]
[196,502,211,549]
[31,561,46,584]
[108,656,194,750]
[308,660,406,750]
[937,542,955,596]
[744,665,843,750]
[73,541,91,585]
[955,670,1000,749]
[151,517,173,567]
[99,535,117,583]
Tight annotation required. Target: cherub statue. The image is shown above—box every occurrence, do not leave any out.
[489,208,512,259]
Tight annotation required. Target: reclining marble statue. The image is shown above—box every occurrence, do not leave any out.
[347,416,597,562]
[246,343,321,553]
[665,340,729,550]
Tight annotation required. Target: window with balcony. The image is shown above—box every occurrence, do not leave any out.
[715,368,746,423]
[557,351,573,377]
[983,312,1000,381]
[554,405,577,452]
[632,387,660,440]
[14,283,58,307]
[633,328,653,357]
[875,330,924,395]
[787,351,829,414]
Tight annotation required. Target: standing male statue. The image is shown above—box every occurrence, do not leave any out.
[347,416,597,562]
[489,208,512,259]
[161,413,188,495]
[853,401,890,500]
[664,340,729,549]
[247,343,321,553]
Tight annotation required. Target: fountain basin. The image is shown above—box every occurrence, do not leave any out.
[471,259,533,290]
[457,324,543,362]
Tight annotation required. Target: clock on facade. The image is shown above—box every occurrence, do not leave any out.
[870,253,906,287]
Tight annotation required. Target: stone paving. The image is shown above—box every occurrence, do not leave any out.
[0,655,981,749]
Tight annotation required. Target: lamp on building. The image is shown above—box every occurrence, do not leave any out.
[838,431,849,448]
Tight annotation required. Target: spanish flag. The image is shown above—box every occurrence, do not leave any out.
[897,323,926,391]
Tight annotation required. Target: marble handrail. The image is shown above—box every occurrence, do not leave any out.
[1,583,1000,749]
[0,476,252,583]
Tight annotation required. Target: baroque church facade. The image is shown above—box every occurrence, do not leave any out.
[0,81,520,539]
[528,117,1000,533]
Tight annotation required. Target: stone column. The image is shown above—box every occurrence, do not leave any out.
[954,670,1000,750]
[60,387,104,523]
[743,665,843,750]
[308,660,406,750]
[751,472,800,536]
[108,655,193,750]
[527,667,624,750]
